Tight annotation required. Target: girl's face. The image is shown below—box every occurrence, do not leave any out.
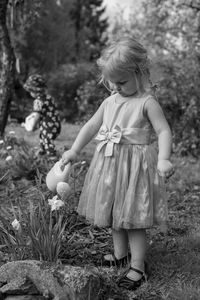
[106,71,138,97]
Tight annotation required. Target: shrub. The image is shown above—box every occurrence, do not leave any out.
[0,131,48,180]
[0,179,68,262]
[47,62,98,121]
[156,58,200,157]
[74,79,110,123]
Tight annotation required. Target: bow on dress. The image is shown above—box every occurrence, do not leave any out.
[95,125,122,156]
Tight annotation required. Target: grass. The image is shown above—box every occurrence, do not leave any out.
[5,120,96,160]
[2,121,200,299]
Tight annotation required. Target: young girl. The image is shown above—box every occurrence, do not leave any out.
[24,74,61,158]
[61,37,174,290]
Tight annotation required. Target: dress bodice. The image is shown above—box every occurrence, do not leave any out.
[103,93,153,133]
[95,93,154,156]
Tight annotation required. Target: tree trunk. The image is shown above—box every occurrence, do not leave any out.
[0,0,16,137]
[74,0,81,60]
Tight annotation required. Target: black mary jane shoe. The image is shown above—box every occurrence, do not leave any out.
[117,265,148,290]
[101,253,131,268]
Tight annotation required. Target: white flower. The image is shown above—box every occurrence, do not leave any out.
[0,140,4,145]
[11,219,21,231]
[5,155,12,162]
[48,195,64,211]
[6,146,12,150]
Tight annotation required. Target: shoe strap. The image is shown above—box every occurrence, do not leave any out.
[129,266,148,282]
[129,266,144,276]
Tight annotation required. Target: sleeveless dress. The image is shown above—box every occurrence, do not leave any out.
[77,93,168,230]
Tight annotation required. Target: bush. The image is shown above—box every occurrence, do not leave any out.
[74,79,110,123]
[156,58,200,157]
[47,62,98,121]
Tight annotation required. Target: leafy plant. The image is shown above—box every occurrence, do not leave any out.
[0,171,69,262]
[0,205,27,261]
[25,196,67,262]
[0,132,49,180]
[48,62,97,121]
[74,79,109,123]
[0,135,87,263]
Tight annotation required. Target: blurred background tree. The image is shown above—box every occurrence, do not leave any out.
[0,0,108,130]
[110,0,200,156]
[70,0,108,61]
[139,0,200,156]
[0,0,18,136]
[0,0,44,135]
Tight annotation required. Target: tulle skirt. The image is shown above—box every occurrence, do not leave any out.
[77,144,168,230]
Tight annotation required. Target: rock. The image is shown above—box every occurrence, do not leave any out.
[56,265,101,300]
[0,260,73,300]
[0,261,101,300]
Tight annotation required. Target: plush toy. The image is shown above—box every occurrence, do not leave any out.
[46,160,71,200]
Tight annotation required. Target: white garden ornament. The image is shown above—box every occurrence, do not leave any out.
[46,160,71,193]
[22,112,40,132]
[56,182,71,200]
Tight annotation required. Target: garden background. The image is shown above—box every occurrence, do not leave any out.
[0,0,200,299]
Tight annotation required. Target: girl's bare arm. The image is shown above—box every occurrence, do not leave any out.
[144,98,174,177]
[61,101,105,165]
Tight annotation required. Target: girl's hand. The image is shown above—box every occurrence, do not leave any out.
[61,149,78,168]
[157,159,175,178]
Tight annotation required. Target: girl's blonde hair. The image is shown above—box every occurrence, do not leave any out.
[97,36,154,94]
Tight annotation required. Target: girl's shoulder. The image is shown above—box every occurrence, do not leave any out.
[142,90,157,100]
[137,92,158,117]
[142,92,158,106]
[104,93,116,103]
[142,92,163,116]
[99,93,116,108]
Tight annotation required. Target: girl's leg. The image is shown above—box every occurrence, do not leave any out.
[45,126,59,156]
[38,130,45,154]
[104,229,129,263]
[127,229,147,280]
[44,134,56,156]
[112,228,129,259]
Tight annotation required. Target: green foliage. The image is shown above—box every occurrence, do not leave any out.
[19,0,74,74]
[140,0,200,156]
[0,182,68,262]
[70,0,108,61]
[157,58,200,157]
[0,132,48,180]
[10,0,108,75]
[111,0,200,156]
[47,62,101,121]
[47,63,109,123]
[0,133,88,263]
[22,185,68,262]
[1,123,200,299]
[75,79,109,122]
